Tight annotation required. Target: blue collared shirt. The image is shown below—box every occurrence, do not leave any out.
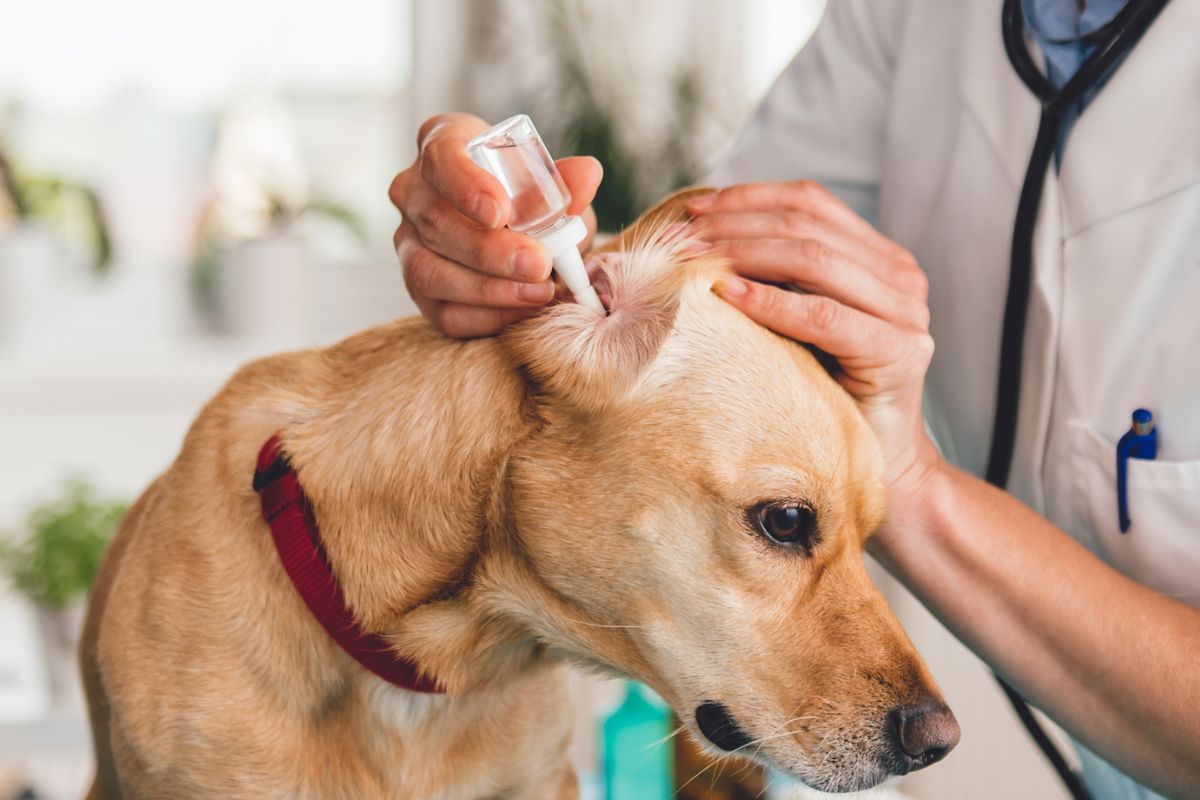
[1021,0,1129,164]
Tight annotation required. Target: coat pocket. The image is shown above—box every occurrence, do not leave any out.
[1069,420,1200,608]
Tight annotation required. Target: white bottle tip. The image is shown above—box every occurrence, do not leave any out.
[535,216,605,315]
[552,248,605,315]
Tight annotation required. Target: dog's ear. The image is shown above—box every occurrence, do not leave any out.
[593,185,716,255]
[502,186,717,413]
[502,288,676,414]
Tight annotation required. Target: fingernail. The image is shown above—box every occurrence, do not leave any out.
[512,248,549,280]
[686,193,717,213]
[517,280,555,303]
[713,276,747,298]
[472,193,501,227]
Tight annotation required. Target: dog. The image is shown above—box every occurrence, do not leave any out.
[80,188,958,798]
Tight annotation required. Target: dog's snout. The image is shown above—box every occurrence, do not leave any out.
[886,701,960,772]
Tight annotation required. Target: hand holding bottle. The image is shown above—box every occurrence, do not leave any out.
[389,113,602,338]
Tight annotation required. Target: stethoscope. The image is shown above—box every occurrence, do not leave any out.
[989,1,1170,798]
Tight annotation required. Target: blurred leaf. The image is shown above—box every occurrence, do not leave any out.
[0,152,27,217]
[82,184,114,273]
[300,199,368,245]
[0,479,126,608]
[0,152,115,274]
[190,232,223,320]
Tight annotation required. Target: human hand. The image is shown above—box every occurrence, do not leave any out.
[389,113,602,338]
[691,181,942,506]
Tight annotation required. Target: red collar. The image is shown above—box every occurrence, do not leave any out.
[253,435,443,694]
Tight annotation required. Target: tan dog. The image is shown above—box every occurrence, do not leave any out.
[81,189,958,799]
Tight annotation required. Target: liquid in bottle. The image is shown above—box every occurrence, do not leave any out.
[467,115,605,315]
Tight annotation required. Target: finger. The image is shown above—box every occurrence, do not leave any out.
[415,294,537,339]
[690,185,924,295]
[691,210,886,268]
[440,303,538,338]
[411,293,446,331]
[402,186,552,282]
[578,205,598,253]
[387,168,410,213]
[712,277,913,380]
[401,241,555,308]
[687,180,887,247]
[556,156,603,216]
[713,238,928,330]
[418,113,511,229]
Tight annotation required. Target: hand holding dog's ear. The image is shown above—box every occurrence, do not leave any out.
[695,181,943,505]
[389,113,602,338]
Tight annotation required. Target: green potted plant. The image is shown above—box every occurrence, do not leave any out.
[0,150,113,343]
[0,479,126,707]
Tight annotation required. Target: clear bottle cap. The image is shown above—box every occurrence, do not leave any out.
[467,115,604,315]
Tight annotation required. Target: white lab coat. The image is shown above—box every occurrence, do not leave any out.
[711,1,1200,798]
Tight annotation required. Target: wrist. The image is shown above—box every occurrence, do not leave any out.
[890,428,946,508]
[871,438,950,561]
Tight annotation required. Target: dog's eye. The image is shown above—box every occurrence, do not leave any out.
[751,501,818,551]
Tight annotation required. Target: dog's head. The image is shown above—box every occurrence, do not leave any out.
[496,189,958,791]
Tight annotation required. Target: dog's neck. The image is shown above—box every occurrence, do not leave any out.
[278,320,565,693]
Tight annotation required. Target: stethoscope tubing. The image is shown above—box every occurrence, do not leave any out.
[987,2,1171,799]
[988,0,1172,490]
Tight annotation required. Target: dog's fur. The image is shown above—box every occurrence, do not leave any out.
[81,189,950,798]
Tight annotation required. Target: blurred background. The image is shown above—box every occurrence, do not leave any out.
[0,1,1072,798]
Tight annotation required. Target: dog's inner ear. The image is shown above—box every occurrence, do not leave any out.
[501,187,716,414]
[593,186,715,256]
[501,254,678,413]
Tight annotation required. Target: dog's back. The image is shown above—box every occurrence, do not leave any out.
[81,320,577,799]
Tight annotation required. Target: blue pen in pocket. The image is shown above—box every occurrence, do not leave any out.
[1116,408,1157,533]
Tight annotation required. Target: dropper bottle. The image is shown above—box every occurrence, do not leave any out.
[467,114,605,315]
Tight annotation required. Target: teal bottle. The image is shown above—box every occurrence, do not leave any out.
[602,681,673,800]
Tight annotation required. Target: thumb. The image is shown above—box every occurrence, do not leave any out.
[557,156,603,215]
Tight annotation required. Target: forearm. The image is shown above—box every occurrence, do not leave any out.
[873,460,1200,796]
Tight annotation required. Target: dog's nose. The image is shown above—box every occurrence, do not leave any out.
[887,702,960,771]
